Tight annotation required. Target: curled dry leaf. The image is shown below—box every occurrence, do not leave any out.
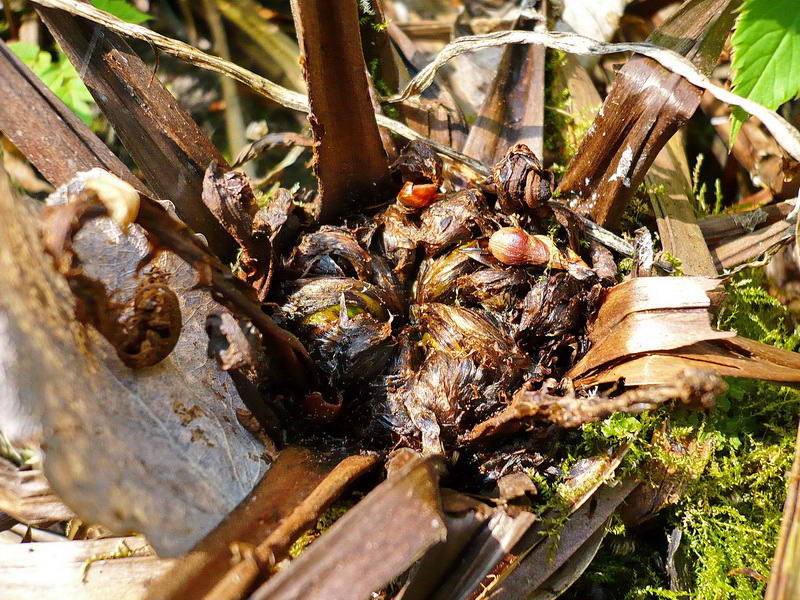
[568,276,800,387]
[0,166,267,557]
[202,162,272,301]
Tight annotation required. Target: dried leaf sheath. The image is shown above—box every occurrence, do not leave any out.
[37,3,237,259]
[559,0,738,227]
[0,39,144,192]
[290,0,389,222]
[250,456,447,600]
[462,9,546,164]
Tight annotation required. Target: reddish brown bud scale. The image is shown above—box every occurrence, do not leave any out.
[397,181,440,209]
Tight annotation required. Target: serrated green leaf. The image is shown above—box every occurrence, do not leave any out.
[730,0,800,141]
[91,0,152,24]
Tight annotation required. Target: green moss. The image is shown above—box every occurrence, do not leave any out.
[543,49,570,157]
[288,499,357,559]
[620,182,661,231]
[564,271,800,599]
[661,252,685,276]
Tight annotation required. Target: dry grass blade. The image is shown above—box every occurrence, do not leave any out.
[29,0,489,176]
[216,0,305,93]
[489,479,638,599]
[475,448,630,599]
[387,29,800,163]
[0,536,174,599]
[249,456,447,600]
[765,422,800,600]
[647,132,718,275]
[0,458,75,527]
[429,509,537,600]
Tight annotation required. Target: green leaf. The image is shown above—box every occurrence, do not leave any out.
[90,0,152,24]
[730,0,800,141]
[8,41,95,125]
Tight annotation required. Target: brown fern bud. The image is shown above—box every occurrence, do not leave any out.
[488,227,549,266]
[489,227,593,278]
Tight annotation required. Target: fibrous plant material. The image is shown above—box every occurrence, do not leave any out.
[466,369,725,442]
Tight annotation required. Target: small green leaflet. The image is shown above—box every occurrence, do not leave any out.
[730,0,800,142]
[8,42,95,125]
[90,0,152,24]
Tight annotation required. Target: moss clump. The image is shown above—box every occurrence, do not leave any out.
[563,271,800,599]
[288,498,358,559]
[543,49,570,157]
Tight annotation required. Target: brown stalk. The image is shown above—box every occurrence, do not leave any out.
[290,0,390,223]
[465,369,725,442]
[0,39,145,192]
[461,4,547,164]
[204,453,380,600]
[36,2,237,260]
[250,455,447,600]
[559,0,739,228]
